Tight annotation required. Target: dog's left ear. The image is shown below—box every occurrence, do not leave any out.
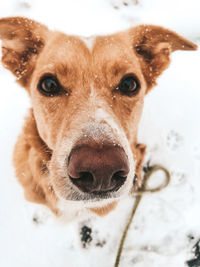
[0,17,49,87]
[131,25,198,92]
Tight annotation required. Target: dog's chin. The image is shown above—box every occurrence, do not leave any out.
[58,193,121,211]
[75,190,120,202]
[57,188,121,203]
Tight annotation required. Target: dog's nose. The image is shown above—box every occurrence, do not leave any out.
[68,143,129,194]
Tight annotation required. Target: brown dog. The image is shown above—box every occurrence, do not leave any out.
[0,17,197,220]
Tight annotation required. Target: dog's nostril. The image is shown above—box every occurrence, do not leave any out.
[70,172,94,192]
[111,171,127,190]
[112,170,128,180]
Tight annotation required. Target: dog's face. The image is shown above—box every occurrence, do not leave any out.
[31,32,147,203]
[0,17,197,206]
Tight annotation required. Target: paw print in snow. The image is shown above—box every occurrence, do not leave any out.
[16,1,31,10]
[79,224,107,249]
[166,130,183,151]
[170,170,186,186]
[111,0,139,9]
[32,207,50,225]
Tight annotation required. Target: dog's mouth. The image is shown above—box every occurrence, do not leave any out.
[50,171,129,203]
[69,183,122,202]
[50,166,131,203]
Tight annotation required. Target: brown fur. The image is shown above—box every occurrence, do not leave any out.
[90,201,118,216]
[0,17,197,217]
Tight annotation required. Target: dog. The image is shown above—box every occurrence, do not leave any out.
[0,17,197,221]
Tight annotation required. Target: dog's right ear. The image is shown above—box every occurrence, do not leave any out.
[0,17,49,87]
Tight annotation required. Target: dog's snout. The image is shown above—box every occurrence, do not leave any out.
[68,143,129,194]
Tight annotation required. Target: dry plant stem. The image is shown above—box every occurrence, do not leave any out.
[114,165,171,267]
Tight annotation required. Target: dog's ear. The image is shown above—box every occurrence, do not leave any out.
[131,25,198,92]
[0,17,49,87]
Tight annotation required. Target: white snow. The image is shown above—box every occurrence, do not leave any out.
[0,1,200,267]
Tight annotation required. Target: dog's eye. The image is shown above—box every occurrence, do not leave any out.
[118,75,140,96]
[38,75,62,96]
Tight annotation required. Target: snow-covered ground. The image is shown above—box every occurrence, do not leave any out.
[0,1,200,266]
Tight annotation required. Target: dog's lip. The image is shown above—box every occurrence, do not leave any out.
[81,192,120,203]
[53,172,127,202]
[58,182,121,202]
[89,190,117,198]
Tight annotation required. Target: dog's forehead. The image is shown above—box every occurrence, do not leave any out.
[39,31,138,70]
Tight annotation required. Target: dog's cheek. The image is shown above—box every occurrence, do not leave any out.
[113,95,144,143]
[30,87,70,149]
[31,102,58,150]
